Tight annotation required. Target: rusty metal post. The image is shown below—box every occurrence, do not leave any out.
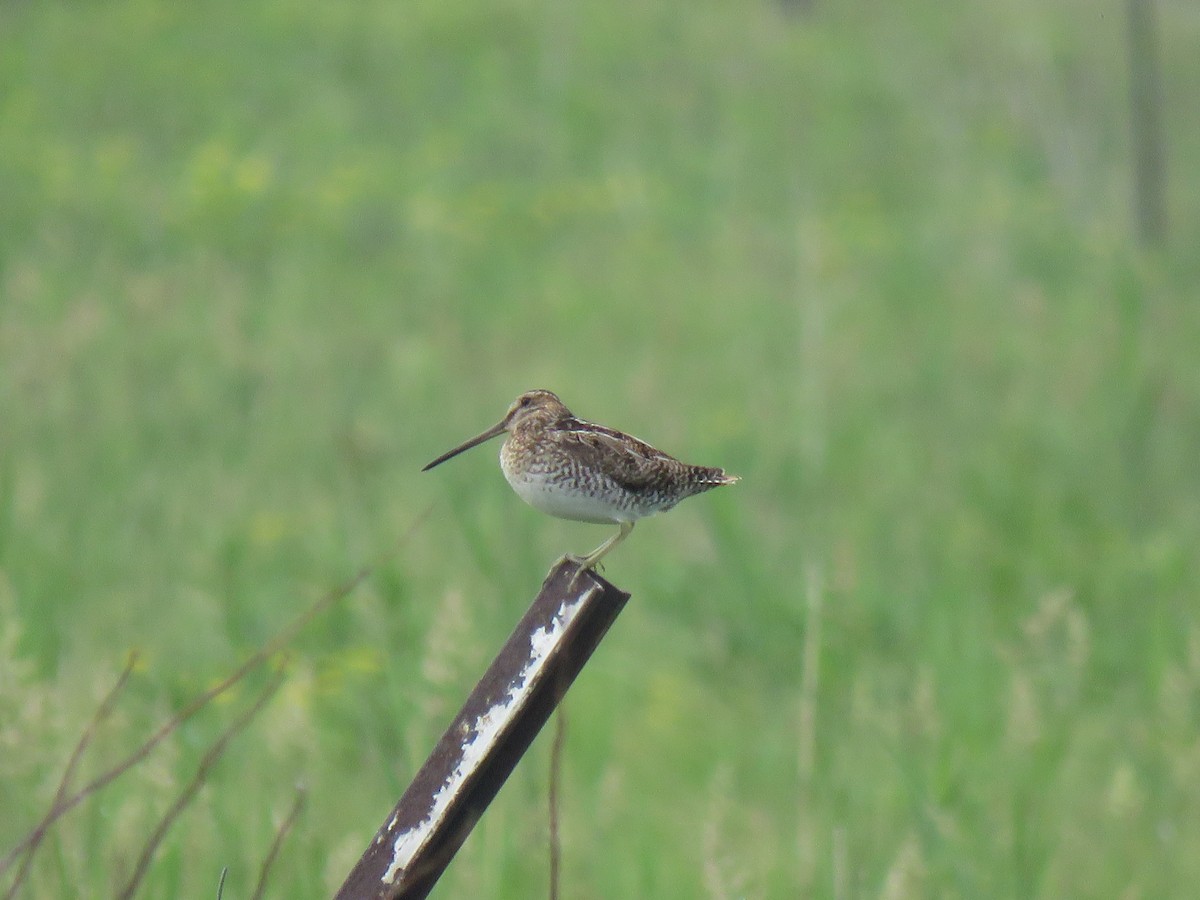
[334,560,630,900]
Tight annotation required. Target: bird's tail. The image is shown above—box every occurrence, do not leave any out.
[692,465,740,486]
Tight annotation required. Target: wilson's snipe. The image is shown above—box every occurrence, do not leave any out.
[423,390,739,580]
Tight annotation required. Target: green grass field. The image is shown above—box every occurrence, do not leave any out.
[3,0,1199,896]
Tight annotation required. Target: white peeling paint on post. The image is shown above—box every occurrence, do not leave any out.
[381,588,593,886]
[376,813,400,845]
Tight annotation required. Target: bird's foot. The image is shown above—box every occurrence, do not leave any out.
[556,555,602,592]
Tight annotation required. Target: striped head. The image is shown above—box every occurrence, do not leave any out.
[421,389,571,471]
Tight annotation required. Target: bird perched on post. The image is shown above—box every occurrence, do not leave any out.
[423,389,739,581]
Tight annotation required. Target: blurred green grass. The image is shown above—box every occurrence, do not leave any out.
[2,0,1199,895]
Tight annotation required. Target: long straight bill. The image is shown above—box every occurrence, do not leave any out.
[421,420,507,471]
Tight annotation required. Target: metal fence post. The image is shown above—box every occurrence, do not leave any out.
[334,560,630,899]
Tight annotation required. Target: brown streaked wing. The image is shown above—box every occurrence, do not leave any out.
[556,418,679,494]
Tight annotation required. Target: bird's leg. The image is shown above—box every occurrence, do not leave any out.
[579,520,634,570]
[567,521,635,589]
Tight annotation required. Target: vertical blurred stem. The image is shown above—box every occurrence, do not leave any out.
[796,565,823,888]
[1125,0,1167,247]
[796,217,828,477]
[797,565,822,784]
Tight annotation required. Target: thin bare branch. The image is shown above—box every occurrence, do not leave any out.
[2,652,138,898]
[1,506,432,889]
[249,784,308,900]
[115,667,287,900]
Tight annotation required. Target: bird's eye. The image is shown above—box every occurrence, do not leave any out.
[520,396,531,407]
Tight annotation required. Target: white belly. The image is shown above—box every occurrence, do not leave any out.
[502,467,635,525]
